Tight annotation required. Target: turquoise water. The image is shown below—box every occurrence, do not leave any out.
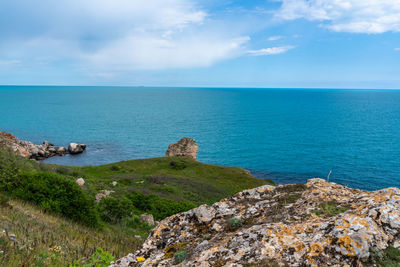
[1,86,400,190]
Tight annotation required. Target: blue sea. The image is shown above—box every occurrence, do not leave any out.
[1,86,399,191]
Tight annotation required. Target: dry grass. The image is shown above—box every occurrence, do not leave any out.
[0,194,143,267]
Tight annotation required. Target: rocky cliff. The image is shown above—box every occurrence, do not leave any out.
[113,179,400,266]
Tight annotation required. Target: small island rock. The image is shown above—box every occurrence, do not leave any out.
[68,143,86,154]
[165,137,199,159]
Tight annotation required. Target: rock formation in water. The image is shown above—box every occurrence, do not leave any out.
[0,131,86,160]
[0,131,68,160]
[68,142,86,154]
[113,178,400,267]
[165,138,199,160]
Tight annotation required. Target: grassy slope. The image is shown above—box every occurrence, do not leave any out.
[0,149,274,265]
[0,193,142,267]
[70,157,273,205]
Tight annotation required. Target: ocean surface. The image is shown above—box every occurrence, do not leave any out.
[1,86,399,191]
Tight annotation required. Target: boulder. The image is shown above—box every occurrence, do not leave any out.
[95,190,114,203]
[76,178,85,187]
[165,137,199,159]
[112,179,400,267]
[140,214,155,226]
[111,181,117,186]
[68,143,86,154]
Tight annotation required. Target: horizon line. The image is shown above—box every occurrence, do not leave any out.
[1,85,400,90]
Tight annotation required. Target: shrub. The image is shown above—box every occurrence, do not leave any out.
[109,165,121,171]
[173,250,187,264]
[169,160,186,170]
[98,197,133,223]
[4,171,99,227]
[229,218,242,228]
[0,194,10,207]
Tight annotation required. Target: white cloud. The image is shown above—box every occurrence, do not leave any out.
[395,48,400,51]
[268,35,284,41]
[277,0,400,33]
[0,60,20,66]
[247,46,295,56]
[0,0,250,71]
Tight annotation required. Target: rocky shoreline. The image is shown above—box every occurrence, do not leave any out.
[0,131,86,160]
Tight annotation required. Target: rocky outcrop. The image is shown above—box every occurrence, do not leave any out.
[113,179,400,267]
[0,131,68,160]
[68,143,86,154]
[165,138,199,160]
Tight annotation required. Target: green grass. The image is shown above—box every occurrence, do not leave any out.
[313,200,348,218]
[369,246,400,266]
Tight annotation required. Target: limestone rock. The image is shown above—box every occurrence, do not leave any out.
[68,143,86,154]
[140,214,155,226]
[112,179,400,267]
[76,178,85,187]
[165,137,199,159]
[111,181,117,186]
[95,190,114,203]
[0,131,68,160]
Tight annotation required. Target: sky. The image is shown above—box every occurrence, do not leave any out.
[0,0,399,88]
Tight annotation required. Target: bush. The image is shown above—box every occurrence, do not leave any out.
[97,197,133,223]
[173,250,187,264]
[127,191,196,221]
[169,160,186,170]
[3,171,99,227]
[229,218,242,228]
[0,194,10,207]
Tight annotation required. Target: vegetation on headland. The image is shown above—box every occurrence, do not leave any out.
[0,148,273,266]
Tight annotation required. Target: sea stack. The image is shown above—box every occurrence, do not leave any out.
[165,137,199,160]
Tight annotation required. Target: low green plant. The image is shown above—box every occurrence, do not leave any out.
[98,197,133,223]
[230,218,243,228]
[173,250,187,264]
[369,246,400,266]
[71,248,115,267]
[0,194,10,207]
[169,160,186,170]
[313,200,347,218]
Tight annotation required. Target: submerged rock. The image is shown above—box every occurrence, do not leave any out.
[113,179,400,267]
[0,131,68,160]
[68,142,86,154]
[165,137,199,159]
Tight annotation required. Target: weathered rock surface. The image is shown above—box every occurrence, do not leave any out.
[0,131,67,160]
[68,142,86,154]
[141,214,155,226]
[165,138,199,160]
[113,179,400,267]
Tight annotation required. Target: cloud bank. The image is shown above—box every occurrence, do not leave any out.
[0,0,250,71]
[277,0,400,33]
